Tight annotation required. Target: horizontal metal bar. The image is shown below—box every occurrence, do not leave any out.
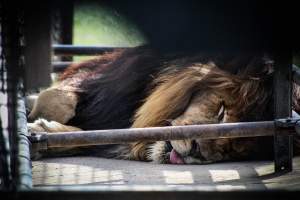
[293,64,300,85]
[52,61,74,72]
[50,58,300,89]
[3,190,299,200]
[31,121,286,148]
[52,44,128,55]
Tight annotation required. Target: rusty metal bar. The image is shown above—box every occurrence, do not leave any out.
[30,121,290,149]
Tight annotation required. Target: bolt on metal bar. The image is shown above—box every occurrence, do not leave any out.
[29,121,290,149]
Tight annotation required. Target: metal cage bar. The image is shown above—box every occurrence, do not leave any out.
[0,1,32,190]
[5,3,22,190]
[0,0,11,190]
[24,2,52,91]
[52,44,124,56]
[30,120,299,152]
[273,52,293,172]
[51,0,74,62]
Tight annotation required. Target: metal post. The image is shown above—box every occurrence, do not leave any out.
[5,3,22,190]
[24,2,52,90]
[51,0,74,62]
[273,52,293,172]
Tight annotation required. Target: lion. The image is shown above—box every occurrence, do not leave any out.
[28,46,300,164]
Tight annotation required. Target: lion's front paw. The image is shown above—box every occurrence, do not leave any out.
[27,118,49,133]
[28,118,82,133]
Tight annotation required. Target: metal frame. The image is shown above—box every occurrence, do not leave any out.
[0,0,11,190]
[1,189,300,200]
[52,44,122,55]
[273,52,293,172]
[24,2,52,91]
[0,1,32,191]
[0,0,298,198]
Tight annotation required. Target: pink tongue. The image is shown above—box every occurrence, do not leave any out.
[169,149,185,164]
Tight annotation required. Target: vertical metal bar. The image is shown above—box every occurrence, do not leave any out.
[1,1,32,190]
[24,2,52,91]
[17,96,32,189]
[273,52,293,172]
[0,120,10,189]
[60,1,74,62]
[60,0,74,46]
[0,0,11,190]
[5,2,23,190]
[51,0,74,62]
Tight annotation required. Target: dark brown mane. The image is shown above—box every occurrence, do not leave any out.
[59,49,124,81]
[64,46,276,131]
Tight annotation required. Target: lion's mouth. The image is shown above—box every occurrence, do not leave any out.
[169,149,185,164]
[165,141,185,164]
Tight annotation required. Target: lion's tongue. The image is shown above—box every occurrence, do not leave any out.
[169,149,185,164]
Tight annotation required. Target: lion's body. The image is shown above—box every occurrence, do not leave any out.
[28,46,299,164]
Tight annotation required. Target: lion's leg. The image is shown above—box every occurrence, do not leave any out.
[28,87,78,124]
[28,118,82,160]
[28,118,81,133]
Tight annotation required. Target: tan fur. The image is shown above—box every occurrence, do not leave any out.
[130,63,271,162]
[150,141,169,163]
[132,64,217,128]
[28,118,82,133]
[28,119,83,160]
[27,58,279,163]
[28,87,78,124]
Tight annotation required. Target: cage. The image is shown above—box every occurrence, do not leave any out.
[1,0,299,199]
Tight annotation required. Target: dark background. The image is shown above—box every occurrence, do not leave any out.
[102,0,292,53]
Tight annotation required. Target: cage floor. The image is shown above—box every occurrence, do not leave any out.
[32,156,300,191]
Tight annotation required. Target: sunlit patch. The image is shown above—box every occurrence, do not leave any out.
[215,185,246,190]
[209,170,240,182]
[163,170,194,184]
[33,162,124,185]
[254,164,274,176]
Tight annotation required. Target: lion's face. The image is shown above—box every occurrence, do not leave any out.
[150,136,234,164]
[148,92,268,164]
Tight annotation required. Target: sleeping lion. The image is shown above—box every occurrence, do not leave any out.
[28,46,300,164]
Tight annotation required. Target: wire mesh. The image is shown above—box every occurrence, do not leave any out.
[0,1,27,190]
[0,0,12,190]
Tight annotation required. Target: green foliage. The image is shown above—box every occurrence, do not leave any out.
[73,1,147,47]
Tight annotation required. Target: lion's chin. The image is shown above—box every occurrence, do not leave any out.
[169,149,185,164]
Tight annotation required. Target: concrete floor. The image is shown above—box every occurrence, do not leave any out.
[32,156,300,191]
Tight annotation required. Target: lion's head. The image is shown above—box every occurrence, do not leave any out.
[131,56,274,164]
